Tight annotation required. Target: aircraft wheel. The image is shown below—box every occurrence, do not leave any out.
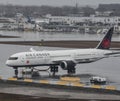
[50,66,58,76]
[14,68,18,78]
[67,67,76,74]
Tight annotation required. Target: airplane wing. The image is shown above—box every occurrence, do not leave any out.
[51,57,75,64]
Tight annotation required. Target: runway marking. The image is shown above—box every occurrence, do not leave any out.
[56,81,69,85]
[72,82,85,87]
[91,85,101,89]
[60,77,80,82]
[39,80,49,84]
[105,86,116,90]
[8,77,17,81]
[24,79,33,82]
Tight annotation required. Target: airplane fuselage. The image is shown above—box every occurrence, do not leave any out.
[6,48,111,68]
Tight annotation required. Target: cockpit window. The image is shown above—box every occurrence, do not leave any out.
[8,57,18,60]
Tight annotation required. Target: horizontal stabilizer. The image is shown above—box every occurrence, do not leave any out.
[105,51,120,57]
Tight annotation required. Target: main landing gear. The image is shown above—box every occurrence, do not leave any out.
[50,65,58,76]
[67,67,76,74]
[50,65,76,76]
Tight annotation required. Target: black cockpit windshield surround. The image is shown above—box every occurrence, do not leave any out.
[8,57,18,60]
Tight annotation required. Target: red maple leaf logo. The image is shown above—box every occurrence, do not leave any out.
[26,60,29,64]
[102,39,110,48]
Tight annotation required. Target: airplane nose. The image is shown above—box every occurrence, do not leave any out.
[6,60,10,66]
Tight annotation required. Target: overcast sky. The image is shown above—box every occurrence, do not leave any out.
[0,0,120,7]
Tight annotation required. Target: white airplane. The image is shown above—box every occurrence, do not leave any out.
[6,27,120,77]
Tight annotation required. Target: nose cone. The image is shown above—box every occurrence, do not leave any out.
[6,60,10,67]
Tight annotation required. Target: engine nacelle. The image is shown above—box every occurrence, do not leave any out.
[60,61,75,70]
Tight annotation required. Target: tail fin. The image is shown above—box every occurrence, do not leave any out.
[96,27,114,49]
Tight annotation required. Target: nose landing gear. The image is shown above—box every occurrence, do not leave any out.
[13,67,18,78]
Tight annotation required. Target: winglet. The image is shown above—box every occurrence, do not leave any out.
[96,27,114,49]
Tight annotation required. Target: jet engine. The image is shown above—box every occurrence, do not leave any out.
[60,61,75,70]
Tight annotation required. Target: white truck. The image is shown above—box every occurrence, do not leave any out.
[90,76,107,84]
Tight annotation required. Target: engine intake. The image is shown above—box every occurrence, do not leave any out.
[60,61,75,70]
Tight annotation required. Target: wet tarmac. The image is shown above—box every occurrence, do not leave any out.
[0,93,116,101]
[0,80,120,101]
